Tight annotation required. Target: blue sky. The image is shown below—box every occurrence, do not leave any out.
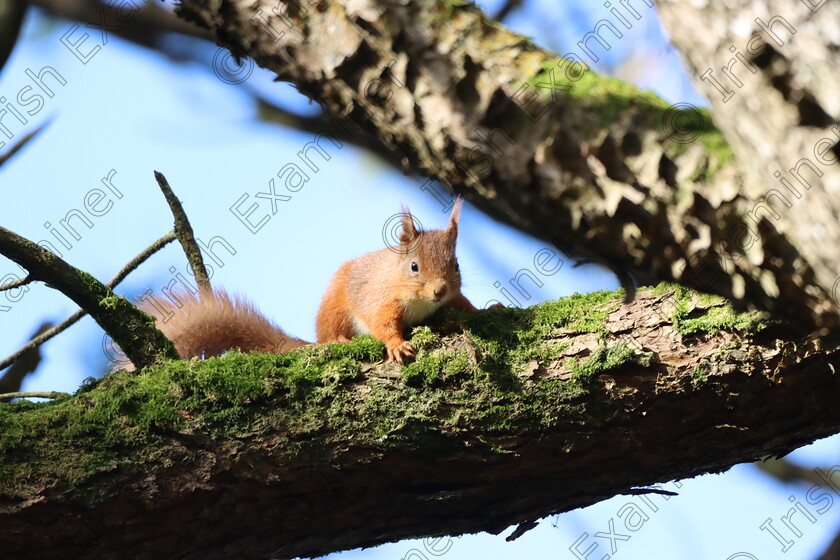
[0,1,837,559]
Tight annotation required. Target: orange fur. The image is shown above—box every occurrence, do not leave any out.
[140,289,307,359]
[315,199,495,364]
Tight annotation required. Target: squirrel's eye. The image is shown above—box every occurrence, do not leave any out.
[410,261,419,273]
[455,261,460,271]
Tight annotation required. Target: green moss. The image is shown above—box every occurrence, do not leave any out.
[99,295,122,309]
[651,281,678,296]
[402,347,474,388]
[431,288,624,389]
[675,305,764,337]
[523,57,734,181]
[649,282,765,338]
[466,289,621,343]
[409,326,442,351]
[0,285,764,510]
[560,65,672,124]
[570,341,651,381]
[691,361,711,385]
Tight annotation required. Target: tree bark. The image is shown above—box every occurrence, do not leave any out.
[174,0,840,330]
[0,286,837,559]
[655,0,840,318]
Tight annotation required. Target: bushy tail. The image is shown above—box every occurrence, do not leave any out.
[139,288,308,360]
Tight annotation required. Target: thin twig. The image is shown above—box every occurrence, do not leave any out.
[0,391,70,401]
[622,488,679,497]
[109,231,177,287]
[0,321,54,393]
[255,95,405,170]
[491,0,524,22]
[0,122,50,168]
[505,519,538,541]
[0,232,178,372]
[0,309,87,373]
[154,171,211,293]
[0,275,32,292]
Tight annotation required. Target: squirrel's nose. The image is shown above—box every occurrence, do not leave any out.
[433,285,447,300]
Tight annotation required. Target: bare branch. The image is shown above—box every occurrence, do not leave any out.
[0,321,53,394]
[28,0,209,48]
[0,122,49,168]
[108,231,177,288]
[256,95,407,170]
[0,232,178,372]
[0,0,26,75]
[491,0,524,22]
[0,275,31,292]
[153,171,210,293]
[0,309,86,374]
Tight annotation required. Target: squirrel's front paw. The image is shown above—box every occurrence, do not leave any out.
[387,341,415,364]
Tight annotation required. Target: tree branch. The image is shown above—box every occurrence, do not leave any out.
[0,231,177,372]
[176,0,838,330]
[0,0,25,75]
[654,0,840,325]
[28,0,210,48]
[0,391,69,400]
[0,322,53,395]
[491,0,525,22]
[153,171,210,292]
[0,275,31,292]
[107,231,178,288]
[0,286,833,559]
[28,0,426,174]
[0,122,49,168]
[0,226,178,369]
[256,95,408,170]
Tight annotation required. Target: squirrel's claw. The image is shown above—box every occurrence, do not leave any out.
[387,341,415,364]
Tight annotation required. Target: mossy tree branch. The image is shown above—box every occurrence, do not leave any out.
[0,391,69,400]
[0,286,835,559]
[0,225,178,369]
[0,232,179,372]
[176,0,839,330]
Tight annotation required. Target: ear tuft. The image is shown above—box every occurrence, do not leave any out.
[400,206,419,246]
[447,197,463,237]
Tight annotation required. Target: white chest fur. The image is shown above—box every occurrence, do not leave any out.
[350,299,444,336]
[351,315,372,336]
[403,299,443,326]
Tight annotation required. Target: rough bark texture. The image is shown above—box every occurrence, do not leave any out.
[175,0,839,330]
[655,0,840,316]
[0,286,837,559]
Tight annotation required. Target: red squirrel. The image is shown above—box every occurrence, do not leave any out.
[139,199,493,365]
[316,198,492,363]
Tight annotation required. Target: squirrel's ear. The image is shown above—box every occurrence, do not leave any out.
[400,206,419,246]
[446,198,463,237]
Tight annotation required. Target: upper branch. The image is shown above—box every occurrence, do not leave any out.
[177,0,838,329]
